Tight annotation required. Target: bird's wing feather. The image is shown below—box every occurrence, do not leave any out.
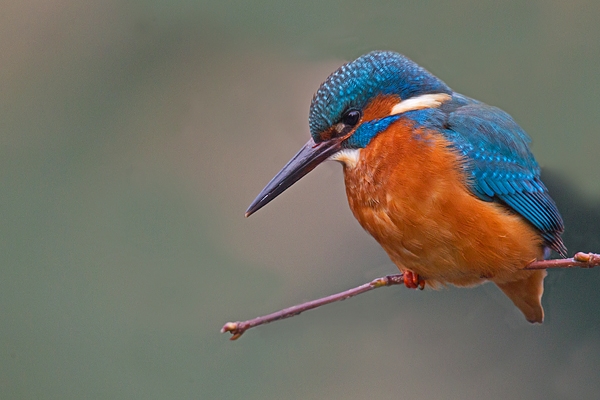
[443,98,566,255]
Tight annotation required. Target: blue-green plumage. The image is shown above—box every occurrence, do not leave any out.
[441,98,566,256]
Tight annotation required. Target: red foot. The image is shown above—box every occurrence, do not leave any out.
[403,270,425,290]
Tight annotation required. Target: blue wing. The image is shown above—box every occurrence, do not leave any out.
[442,94,566,256]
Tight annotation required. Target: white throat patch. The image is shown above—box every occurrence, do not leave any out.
[329,148,361,169]
[390,93,451,116]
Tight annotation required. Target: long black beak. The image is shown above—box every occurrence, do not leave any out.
[245,137,343,217]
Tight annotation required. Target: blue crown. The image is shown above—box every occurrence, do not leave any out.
[308,51,451,140]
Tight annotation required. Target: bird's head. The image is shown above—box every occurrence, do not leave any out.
[246,51,452,216]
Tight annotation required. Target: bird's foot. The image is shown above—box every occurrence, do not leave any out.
[403,270,425,290]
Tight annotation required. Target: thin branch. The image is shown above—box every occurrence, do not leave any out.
[221,252,600,340]
[523,252,600,269]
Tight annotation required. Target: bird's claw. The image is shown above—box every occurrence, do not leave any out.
[403,270,425,290]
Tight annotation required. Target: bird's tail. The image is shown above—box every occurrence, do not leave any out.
[495,269,547,323]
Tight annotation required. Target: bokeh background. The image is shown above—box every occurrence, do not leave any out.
[2,1,600,399]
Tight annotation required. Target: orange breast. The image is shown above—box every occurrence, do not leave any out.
[342,119,544,288]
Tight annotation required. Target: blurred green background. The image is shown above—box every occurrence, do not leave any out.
[2,1,599,399]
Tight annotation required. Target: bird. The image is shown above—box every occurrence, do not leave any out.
[245,51,566,323]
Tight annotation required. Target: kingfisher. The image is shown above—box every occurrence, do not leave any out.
[245,51,566,323]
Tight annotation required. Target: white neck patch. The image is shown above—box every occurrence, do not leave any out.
[390,93,451,116]
[329,148,361,169]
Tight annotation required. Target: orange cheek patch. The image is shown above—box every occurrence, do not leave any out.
[361,95,402,122]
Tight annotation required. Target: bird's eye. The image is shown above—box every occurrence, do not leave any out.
[342,109,361,127]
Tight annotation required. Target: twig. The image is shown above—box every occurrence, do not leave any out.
[221,274,405,340]
[523,252,600,269]
[221,252,600,340]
